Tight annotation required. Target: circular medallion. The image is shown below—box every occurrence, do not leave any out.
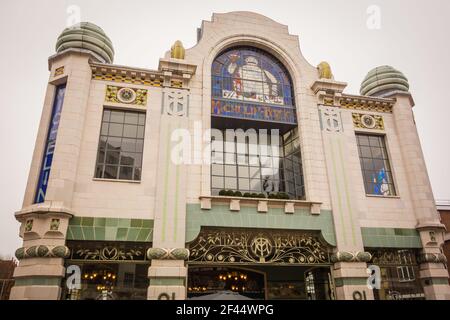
[250,236,273,260]
[361,114,376,129]
[117,87,136,103]
[101,247,118,260]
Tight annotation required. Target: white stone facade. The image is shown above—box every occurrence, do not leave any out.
[10,12,449,300]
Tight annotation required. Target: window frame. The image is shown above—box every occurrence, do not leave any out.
[355,132,398,197]
[94,107,146,182]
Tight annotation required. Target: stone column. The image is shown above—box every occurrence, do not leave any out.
[312,80,373,300]
[10,50,93,299]
[390,92,450,299]
[147,87,190,300]
[10,209,71,300]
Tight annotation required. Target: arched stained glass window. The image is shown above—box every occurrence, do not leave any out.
[211,47,296,124]
[210,47,304,200]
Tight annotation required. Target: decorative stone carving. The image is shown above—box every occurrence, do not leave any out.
[352,113,384,130]
[105,85,147,106]
[147,248,190,260]
[188,228,331,264]
[320,107,342,133]
[15,245,70,260]
[317,61,333,79]
[24,219,33,232]
[417,253,447,264]
[50,219,60,231]
[331,251,372,263]
[163,89,188,116]
[54,66,64,77]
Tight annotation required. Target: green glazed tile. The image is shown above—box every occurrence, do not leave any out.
[105,218,118,227]
[130,219,143,228]
[116,228,128,240]
[81,217,94,226]
[94,218,106,227]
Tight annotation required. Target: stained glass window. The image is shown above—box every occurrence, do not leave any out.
[356,134,396,196]
[211,47,296,124]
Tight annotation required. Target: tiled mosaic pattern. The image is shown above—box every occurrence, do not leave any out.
[185,204,337,246]
[361,227,422,248]
[67,217,153,242]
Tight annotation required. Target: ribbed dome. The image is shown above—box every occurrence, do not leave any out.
[360,65,409,97]
[55,22,114,64]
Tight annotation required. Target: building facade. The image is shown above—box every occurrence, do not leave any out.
[0,259,16,300]
[10,12,450,300]
[437,201,450,283]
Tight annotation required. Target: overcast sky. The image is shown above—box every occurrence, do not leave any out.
[1,0,449,258]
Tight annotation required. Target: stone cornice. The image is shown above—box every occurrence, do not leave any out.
[15,205,74,221]
[339,94,395,113]
[90,59,197,89]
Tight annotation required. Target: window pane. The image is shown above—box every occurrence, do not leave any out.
[123,125,137,138]
[212,176,224,189]
[119,166,133,180]
[225,165,236,177]
[121,153,136,166]
[225,177,237,189]
[101,122,109,135]
[95,164,104,178]
[110,111,124,123]
[122,138,136,152]
[105,151,120,164]
[104,165,118,179]
[106,137,121,150]
[239,178,250,190]
[125,112,139,124]
[212,164,224,175]
[238,166,249,178]
[137,126,145,139]
[109,123,123,137]
[138,113,146,125]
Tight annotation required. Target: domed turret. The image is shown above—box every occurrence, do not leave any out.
[360,65,409,97]
[55,22,114,64]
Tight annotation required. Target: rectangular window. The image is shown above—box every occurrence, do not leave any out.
[356,134,396,196]
[95,109,145,181]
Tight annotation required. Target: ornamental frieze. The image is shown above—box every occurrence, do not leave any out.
[188,227,331,264]
[66,241,150,261]
[105,85,147,106]
[352,113,384,130]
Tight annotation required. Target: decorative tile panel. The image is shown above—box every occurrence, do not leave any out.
[105,85,147,106]
[67,217,153,242]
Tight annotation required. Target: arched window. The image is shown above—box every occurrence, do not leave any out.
[211,46,304,200]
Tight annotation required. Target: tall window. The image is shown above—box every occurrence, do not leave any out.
[211,46,304,199]
[95,109,145,181]
[356,134,396,196]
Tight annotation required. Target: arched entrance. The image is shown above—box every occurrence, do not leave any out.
[186,227,335,300]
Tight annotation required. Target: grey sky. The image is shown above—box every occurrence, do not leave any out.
[1,0,449,257]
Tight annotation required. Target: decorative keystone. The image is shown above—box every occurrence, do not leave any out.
[331,251,372,263]
[147,248,190,260]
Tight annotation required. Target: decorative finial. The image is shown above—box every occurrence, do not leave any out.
[317,61,333,79]
[171,40,185,59]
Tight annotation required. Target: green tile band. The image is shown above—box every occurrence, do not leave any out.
[14,277,61,286]
[68,217,154,242]
[185,203,336,246]
[361,227,422,248]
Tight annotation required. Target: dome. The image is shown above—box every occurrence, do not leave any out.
[55,22,114,64]
[360,65,409,97]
